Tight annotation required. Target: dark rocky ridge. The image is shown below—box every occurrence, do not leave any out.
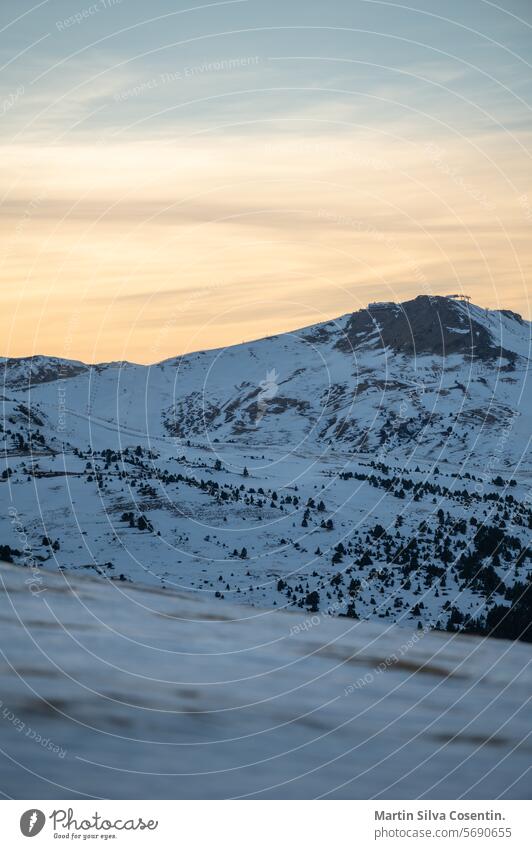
[336,295,518,364]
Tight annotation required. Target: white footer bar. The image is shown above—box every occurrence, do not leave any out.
[2,799,529,847]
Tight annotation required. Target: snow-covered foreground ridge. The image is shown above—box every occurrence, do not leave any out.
[0,561,530,799]
[1,294,531,638]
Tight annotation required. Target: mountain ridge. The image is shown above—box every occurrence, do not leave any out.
[3,294,530,377]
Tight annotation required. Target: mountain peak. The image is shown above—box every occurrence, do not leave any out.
[337,294,520,364]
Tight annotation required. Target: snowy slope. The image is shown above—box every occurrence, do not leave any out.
[3,296,530,465]
[1,295,531,637]
[0,561,530,799]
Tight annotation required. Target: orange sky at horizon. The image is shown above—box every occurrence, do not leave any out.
[2,130,530,364]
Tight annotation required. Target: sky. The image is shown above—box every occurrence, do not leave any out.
[1,0,531,363]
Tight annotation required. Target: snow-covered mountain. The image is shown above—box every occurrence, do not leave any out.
[1,295,531,640]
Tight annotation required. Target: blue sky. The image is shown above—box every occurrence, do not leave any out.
[3,0,532,136]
